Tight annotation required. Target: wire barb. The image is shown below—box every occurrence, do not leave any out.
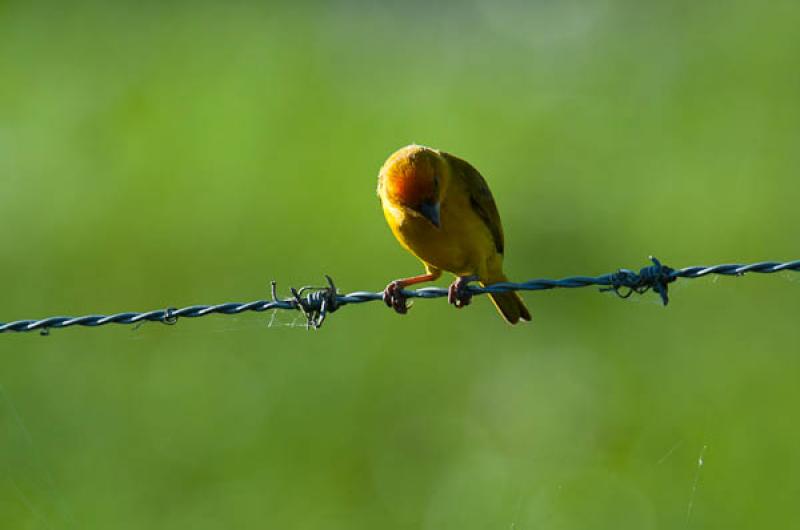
[1,257,798,334]
[601,256,676,305]
[288,275,339,329]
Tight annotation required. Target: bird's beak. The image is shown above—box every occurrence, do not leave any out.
[418,200,441,228]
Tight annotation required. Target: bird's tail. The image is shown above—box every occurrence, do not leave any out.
[481,274,532,325]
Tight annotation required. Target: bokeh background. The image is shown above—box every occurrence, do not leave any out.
[1,1,799,528]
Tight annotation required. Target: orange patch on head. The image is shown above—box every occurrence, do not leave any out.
[382,146,439,207]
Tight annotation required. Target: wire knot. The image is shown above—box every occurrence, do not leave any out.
[288,275,340,329]
[603,256,676,305]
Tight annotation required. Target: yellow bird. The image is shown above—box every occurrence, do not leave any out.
[377,144,531,324]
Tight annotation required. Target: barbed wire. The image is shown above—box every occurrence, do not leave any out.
[1,257,798,334]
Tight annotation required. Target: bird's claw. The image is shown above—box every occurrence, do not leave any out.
[448,277,474,309]
[383,281,409,314]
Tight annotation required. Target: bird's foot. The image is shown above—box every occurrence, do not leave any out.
[448,276,478,309]
[383,281,409,314]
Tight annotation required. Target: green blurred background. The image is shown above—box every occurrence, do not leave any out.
[1,1,799,528]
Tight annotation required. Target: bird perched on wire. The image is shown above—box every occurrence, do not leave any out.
[377,144,531,324]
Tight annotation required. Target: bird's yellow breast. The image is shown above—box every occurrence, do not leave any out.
[381,181,499,278]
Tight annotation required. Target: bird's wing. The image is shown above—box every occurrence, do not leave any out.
[443,152,505,255]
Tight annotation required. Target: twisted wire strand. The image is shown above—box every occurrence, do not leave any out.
[2,257,798,333]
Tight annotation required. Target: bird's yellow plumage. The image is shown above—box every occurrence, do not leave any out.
[377,144,531,324]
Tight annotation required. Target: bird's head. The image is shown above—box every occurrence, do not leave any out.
[379,145,447,228]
